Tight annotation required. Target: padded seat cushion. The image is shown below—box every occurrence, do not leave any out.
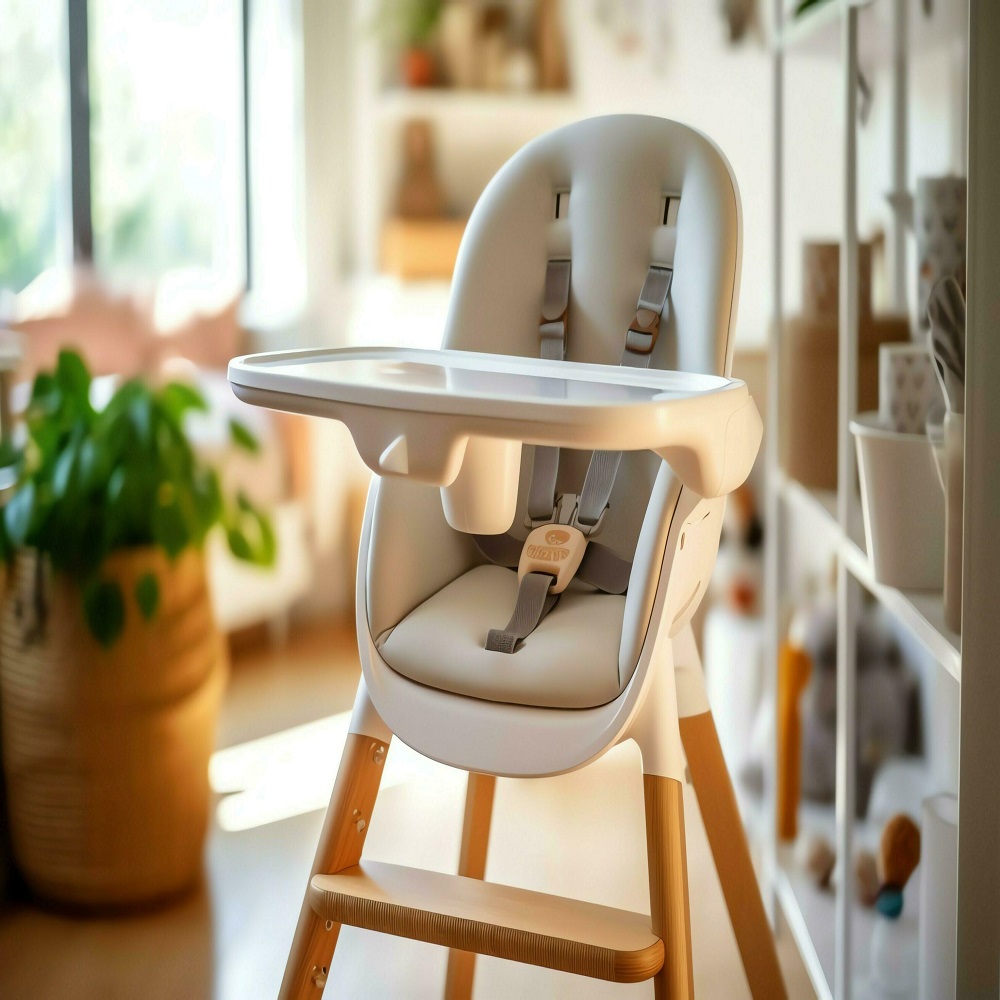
[378,565,628,710]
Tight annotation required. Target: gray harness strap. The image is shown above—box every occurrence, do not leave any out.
[473,533,630,596]
[526,258,571,522]
[486,572,560,654]
[481,261,673,653]
[576,265,672,528]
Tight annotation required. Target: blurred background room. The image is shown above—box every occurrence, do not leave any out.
[0,1,977,998]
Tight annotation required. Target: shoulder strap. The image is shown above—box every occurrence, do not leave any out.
[575,264,673,528]
[526,257,571,522]
[478,195,680,653]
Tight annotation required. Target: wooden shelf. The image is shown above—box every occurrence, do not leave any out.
[779,473,961,682]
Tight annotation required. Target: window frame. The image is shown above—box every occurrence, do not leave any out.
[64,0,252,287]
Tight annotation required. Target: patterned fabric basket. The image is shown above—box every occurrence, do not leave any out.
[0,548,226,908]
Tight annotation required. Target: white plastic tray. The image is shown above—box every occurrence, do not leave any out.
[228,347,761,531]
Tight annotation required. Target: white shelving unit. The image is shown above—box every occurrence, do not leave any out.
[764,2,1000,999]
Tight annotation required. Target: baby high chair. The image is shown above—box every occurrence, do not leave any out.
[229,115,785,999]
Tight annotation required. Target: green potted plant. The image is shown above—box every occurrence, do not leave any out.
[0,350,274,907]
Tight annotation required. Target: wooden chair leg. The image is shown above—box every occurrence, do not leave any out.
[279,731,391,1000]
[444,772,496,1000]
[644,774,694,1000]
[679,710,788,1000]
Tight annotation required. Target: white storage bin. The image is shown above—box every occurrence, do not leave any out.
[851,412,944,590]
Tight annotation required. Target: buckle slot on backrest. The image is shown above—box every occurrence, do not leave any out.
[553,188,571,221]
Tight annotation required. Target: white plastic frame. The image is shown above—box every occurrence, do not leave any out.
[353,477,723,783]
[228,347,761,534]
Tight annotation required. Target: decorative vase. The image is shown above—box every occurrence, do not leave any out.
[0,547,226,908]
[402,47,436,88]
[396,119,445,220]
[535,0,569,90]
[439,0,480,89]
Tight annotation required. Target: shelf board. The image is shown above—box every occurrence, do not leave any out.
[779,473,962,682]
[779,473,840,541]
[775,852,835,1000]
[842,537,961,682]
[777,835,922,1000]
[376,88,578,119]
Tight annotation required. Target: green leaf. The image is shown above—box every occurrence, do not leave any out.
[76,438,102,491]
[55,350,93,416]
[0,437,21,469]
[151,494,191,558]
[226,527,252,561]
[128,396,153,446]
[28,372,60,418]
[226,498,277,567]
[51,440,78,498]
[229,418,260,454]
[134,572,160,621]
[4,481,35,546]
[83,579,125,647]
[8,350,278,638]
[160,382,208,422]
[191,470,223,531]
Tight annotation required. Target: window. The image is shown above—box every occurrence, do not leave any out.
[89,0,245,290]
[0,0,70,297]
[0,0,305,321]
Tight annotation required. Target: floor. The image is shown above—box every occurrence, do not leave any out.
[0,622,816,999]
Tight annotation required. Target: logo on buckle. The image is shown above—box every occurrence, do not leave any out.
[545,529,570,545]
[526,544,569,562]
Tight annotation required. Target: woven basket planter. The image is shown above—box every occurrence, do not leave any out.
[0,547,227,908]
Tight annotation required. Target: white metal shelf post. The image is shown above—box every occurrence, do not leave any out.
[957,3,1000,995]
[889,0,908,312]
[764,0,785,930]
[834,7,861,999]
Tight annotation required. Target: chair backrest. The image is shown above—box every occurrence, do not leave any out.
[443,114,741,564]
[443,114,741,377]
[363,115,742,693]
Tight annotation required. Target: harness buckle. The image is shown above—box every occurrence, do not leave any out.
[517,522,589,595]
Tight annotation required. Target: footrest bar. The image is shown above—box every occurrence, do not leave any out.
[309,860,663,983]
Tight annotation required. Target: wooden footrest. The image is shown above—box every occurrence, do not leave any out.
[309,860,663,983]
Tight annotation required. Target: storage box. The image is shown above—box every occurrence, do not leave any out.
[780,314,909,489]
[779,240,909,490]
